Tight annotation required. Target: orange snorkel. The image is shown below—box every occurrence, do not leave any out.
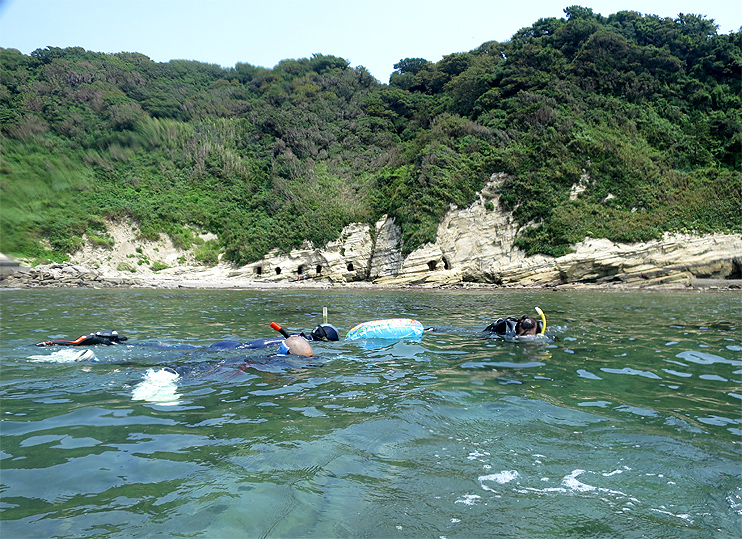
[269,322,290,338]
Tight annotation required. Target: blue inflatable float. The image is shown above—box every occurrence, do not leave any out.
[345,318,424,341]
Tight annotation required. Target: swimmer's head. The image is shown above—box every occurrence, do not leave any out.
[283,335,313,356]
[310,323,339,341]
[515,316,539,336]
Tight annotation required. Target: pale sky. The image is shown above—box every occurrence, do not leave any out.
[0,0,739,83]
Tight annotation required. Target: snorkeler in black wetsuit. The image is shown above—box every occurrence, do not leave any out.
[484,316,541,337]
[35,324,339,350]
[484,308,549,338]
[36,330,128,346]
[208,323,340,350]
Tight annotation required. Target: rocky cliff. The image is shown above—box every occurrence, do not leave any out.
[6,174,740,289]
[233,173,742,288]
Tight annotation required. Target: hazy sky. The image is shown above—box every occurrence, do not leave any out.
[1,0,739,82]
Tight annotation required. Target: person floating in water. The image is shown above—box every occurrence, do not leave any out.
[34,323,338,356]
[35,330,128,346]
[484,308,548,338]
[209,323,339,351]
[515,316,540,336]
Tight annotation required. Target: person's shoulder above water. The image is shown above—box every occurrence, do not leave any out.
[308,324,339,342]
[278,335,314,357]
[483,317,518,335]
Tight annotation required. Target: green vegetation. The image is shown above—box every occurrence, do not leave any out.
[1,7,740,264]
[150,261,170,272]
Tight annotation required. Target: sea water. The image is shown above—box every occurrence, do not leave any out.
[0,288,740,538]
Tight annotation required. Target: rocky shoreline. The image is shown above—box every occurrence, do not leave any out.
[2,261,740,292]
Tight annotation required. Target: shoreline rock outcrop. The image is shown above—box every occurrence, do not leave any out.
[0,262,139,288]
[226,174,742,289]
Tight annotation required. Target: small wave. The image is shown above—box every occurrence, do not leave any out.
[478,468,638,504]
[649,508,693,523]
[131,368,181,405]
[728,487,742,515]
[576,369,602,380]
[460,361,545,369]
[27,349,96,363]
[662,368,693,378]
[454,494,482,505]
[699,374,728,382]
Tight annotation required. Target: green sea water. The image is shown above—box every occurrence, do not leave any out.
[0,288,740,538]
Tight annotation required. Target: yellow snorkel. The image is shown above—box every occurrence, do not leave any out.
[535,307,546,335]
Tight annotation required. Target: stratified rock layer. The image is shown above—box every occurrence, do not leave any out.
[237,173,742,287]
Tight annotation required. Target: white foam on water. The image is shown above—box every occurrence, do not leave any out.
[562,469,598,492]
[131,368,181,405]
[728,488,742,515]
[478,470,519,491]
[650,508,694,523]
[454,494,481,505]
[467,450,491,461]
[28,349,96,363]
[479,467,639,505]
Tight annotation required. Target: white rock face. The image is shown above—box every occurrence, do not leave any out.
[237,222,377,283]
[365,172,741,287]
[369,217,404,279]
[68,220,210,277]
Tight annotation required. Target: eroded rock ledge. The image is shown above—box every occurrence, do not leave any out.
[230,174,741,288]
[227,222,741,289]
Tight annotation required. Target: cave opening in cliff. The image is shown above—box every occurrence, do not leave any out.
[254,266,262,276]
[427,260,438,271]
[316,265,322,275]
[275,267,282,275]
[443,257,450,270]
[297,265,304,275]
[730,258,742,279]
[347,262,354,271]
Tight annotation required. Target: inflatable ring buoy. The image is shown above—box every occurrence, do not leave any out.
[345,318,424,341]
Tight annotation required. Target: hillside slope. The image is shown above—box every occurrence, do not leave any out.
[1,7,740,270]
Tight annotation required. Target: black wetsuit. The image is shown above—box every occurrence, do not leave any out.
[36,330,128,346]
[483,317,546,338]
